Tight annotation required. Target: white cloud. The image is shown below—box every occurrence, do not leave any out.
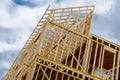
[0,37,24,53]
[0,0,49,53]
[100,30,120,45]
[93,0,114,15]
[0,60,11,79]
[0,61,11,69]
[0,1,48,29]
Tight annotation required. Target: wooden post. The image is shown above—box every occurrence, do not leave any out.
[92,42,98,75]
[116,51,120,80]
[83,39,91,72]
[111,52,116,80]
[100,47,105,79]
[98,44,103,77]
[26,59,37,80]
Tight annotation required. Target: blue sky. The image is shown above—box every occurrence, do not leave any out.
[0,0,120,79]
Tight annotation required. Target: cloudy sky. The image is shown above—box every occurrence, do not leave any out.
[0,0,120,79]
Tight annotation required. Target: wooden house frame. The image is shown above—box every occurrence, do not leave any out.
[4,5,120,80]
